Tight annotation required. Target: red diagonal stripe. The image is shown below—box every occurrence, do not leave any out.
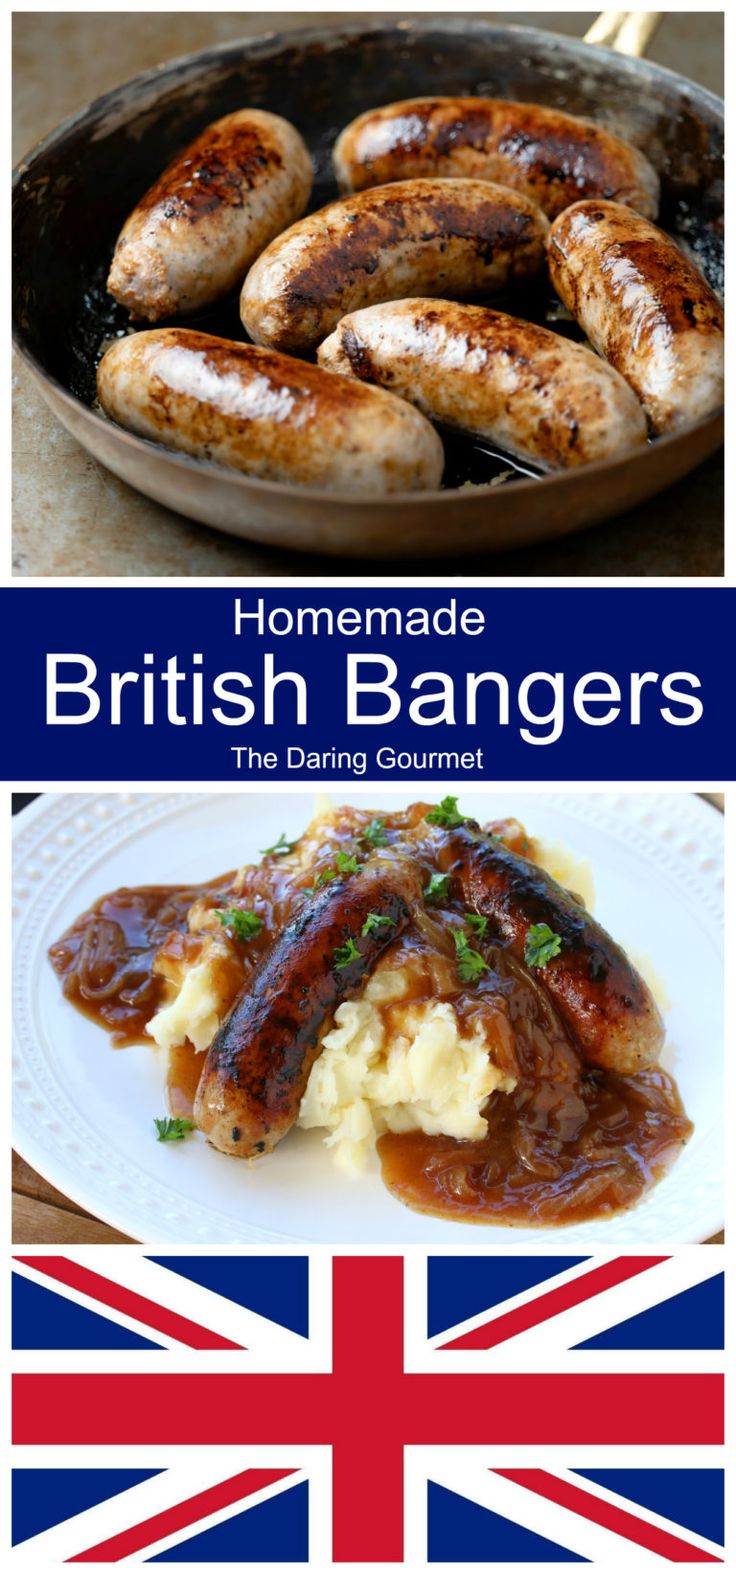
[495,1469,722,1563]
[440,1256,668,1349]
[15,1256,243,1350]
[67,1467,295,1562]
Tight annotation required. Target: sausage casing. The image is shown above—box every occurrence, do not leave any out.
[435,823,664,1074]
[194,862,417,1156]
[240,178,549,353]
[318,299,647,470]
[548,200,724,433]
[334,97,659,220]
[107,109,313,321]
[96,328,445,493]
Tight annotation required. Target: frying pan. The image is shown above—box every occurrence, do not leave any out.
[12,15,724,560]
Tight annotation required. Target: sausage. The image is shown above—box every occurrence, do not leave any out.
[318,299,647,470]
[107,110,312,321]
[194,860,418,1156]
[96,328,445,493]
[333,97,659,221]
[240,178,549,353]
[434,822,664,1074]
[547,200,725,434]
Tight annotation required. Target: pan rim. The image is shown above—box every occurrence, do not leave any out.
[10,15,725,178]
[12,16,724,512]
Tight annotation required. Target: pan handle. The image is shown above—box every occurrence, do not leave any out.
[584,10,662,58]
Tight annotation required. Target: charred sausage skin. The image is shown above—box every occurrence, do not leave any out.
[240,178,549,353]
[107,109,312,321]
[96,329,444,493]
[548,200,724,434]
[333,97,659,220]
[194,861,418,1156]
[318,299,648,470]
[435,823,664,1074]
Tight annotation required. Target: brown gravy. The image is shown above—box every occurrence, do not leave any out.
[378,1067,691,1226]
[48,806,692,1227]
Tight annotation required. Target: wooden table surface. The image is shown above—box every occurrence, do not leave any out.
[12,9,724,578]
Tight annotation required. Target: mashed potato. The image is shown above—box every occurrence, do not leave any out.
[298,968,516,1171]
[146,817,594,1171]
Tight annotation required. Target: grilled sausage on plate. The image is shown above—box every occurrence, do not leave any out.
[548,200,724,434]
[334,97,659,220]
[194,859,418,1157]
[240,178,549,353]
[96,329,445,493]
[318,299,647,470]
[434,822,665,1075]
[107,110,313,321]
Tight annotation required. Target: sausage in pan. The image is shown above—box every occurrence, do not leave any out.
[318,299,647,469]
[434,821,664,1073]
[96,329,445,493]
[240,178,549,353]
[333,97,659,220]
[194,860,418,1156]
[547,199,724,433]
[107,109,313,320]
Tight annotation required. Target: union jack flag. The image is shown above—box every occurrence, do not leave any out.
[11,1249,725,1563]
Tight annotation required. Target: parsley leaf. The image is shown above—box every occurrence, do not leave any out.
[360,817,389,847]
[425,871,451,904]
[362,912,395,937]
[216,908,263,941]
[335,851,360,874]
[306,851,359,896]
[426,796,464,828]
[305,868,337,896]
[524,922,563,969]
[452,928,489,983]
[465,913,488,939]
[260,832,296,857]
[334,937,362,969]
[154,1117,195,1142]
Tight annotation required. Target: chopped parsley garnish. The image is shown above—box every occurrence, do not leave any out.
[154,1117,195,1142]
[465,913,488,939]
[452,929,489,983]
[426,796,465,829]
[306,851,360,896]
[260,832,296,857]
[425,871,451,905]
[335,851,360,874]
[305,868,337,896]
[362,912,395,937]
[216,908,263,941]
[360,817,389,847]
[524,922,563,969]
[334,938,362,969]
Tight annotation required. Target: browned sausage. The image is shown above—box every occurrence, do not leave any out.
[318,299,648,469]
[108,109,312,320]
[333,97,659,219]
[96,329,444,493]
[194,859,419,1156]
[240,178,549,353]
[434,822,664,1074]
[547,199,724,433]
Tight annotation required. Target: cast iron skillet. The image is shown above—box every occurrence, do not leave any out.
[12,19,724,560]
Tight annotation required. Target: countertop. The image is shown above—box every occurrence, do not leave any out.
[13,10,723,578]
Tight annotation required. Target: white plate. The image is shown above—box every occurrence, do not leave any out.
[13,791,724,1246]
